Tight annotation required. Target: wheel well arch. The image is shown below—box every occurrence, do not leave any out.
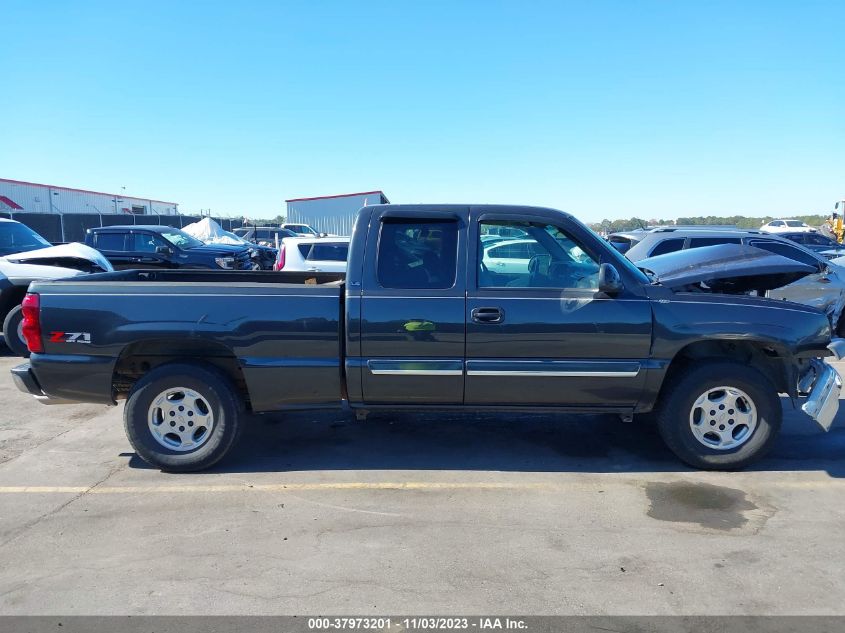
[662,338,793,396]
[113,338,249,404]
[0,285,28,322]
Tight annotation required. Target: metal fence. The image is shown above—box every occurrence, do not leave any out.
[0,212,244,244]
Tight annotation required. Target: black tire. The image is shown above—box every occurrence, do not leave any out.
[124,362,244,472]
[656,361,782,470]
[2,305,29,358]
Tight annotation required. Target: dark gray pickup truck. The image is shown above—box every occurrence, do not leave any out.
[10,204,843,472]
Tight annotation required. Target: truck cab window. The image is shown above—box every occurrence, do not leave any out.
[95,233,126,251]
[377,219,458,289]
[479,221,599,289]
[132,233,166,253]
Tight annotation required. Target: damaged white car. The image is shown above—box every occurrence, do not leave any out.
[0,219,112,357]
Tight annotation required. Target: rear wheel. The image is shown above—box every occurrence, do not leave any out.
[656,361,781,470]
[2,305,29,358]
[124,362,244,472]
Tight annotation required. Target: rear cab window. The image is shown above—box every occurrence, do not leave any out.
[377,219,459,289]
[95,232,127,251]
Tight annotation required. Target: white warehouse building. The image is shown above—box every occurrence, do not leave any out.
[285,190,390,236]
[0,178,179,215]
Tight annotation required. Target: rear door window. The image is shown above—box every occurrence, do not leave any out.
[648,238,685,257]
[805,233,834,246]
[748,239,822,269]
[377,219,458,289]
[307,242,349,262]
[95,232,127,251]
[688,237,742,249]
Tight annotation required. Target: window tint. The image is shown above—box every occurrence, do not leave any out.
[298,242,349,261]
[131,233,166,253]
[805,233,834,246]
[648,238,685,256]
[256,230,270,239]
[479,221,599,289]
[377,219,458,289]
[785,220,805,227]
[95,233,126,251]
[688,237,742,249]
[770,220,784,226]
[0,223,51,256]
[749,240,821,268]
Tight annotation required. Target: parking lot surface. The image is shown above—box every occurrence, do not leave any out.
[0,349,844,615]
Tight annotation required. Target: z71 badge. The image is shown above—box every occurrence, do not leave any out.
[50,332,92,344]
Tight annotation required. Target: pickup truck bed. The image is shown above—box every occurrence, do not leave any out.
[12,204,843,473]
[22,270,346,411]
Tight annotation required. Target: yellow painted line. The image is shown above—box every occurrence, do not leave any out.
[0,479,843,494]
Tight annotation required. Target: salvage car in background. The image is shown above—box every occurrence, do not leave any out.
[280,223,321,237]
[778,231,845,259]
[0,218,54,256]
[273,236,349,272]
[182,218,277,270]
[0,224,113,356]
[626,231,845,336]
[233,226,297,247]
[86,226,253,270]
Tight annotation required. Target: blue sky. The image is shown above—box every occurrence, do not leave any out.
[3,0,843,222]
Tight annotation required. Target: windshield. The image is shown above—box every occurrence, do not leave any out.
[159,229,205,249]
[0,222,52,256]
[289,225,318,235]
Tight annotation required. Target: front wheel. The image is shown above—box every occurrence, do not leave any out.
[124,362,244,472]
[656,361,782,470]
[2,305,29,358]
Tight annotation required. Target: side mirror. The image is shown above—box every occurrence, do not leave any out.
[598,263,623,295]
[155,246,173,255]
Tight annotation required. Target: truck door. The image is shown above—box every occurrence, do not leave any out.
[465,209,652,407]
[91,231,132,269]
[358,209,467,404]
[127,232,176,269]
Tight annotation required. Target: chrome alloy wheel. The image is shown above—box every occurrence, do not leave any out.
[689,386,758,450]
[147,387,214,452]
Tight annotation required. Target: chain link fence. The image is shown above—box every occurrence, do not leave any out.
[0,212,245,244]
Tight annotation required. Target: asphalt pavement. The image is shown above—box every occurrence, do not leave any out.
[0,347,844,615]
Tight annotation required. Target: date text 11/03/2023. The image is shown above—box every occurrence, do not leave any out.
[306,617,528,630]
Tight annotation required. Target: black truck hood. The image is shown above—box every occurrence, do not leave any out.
[637,244,817,292]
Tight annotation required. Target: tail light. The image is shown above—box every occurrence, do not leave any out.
[21,293,43,353]
[273,244,286,271]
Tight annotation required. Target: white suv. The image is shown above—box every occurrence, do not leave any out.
[273,237,350,272]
